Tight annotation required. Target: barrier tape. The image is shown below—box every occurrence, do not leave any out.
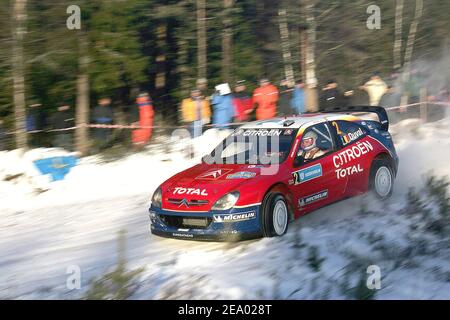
[386,101,450,111]
[3,102,450,135]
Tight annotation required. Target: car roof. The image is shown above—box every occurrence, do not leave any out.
[239,113,358,129]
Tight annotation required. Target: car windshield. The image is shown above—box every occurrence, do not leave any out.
[205,128,298,165]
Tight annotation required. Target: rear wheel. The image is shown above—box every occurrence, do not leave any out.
[370,159,394,199]
[261,192,289,237]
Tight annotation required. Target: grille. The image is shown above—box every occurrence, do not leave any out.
[167,198,209,206]
[159,215,212,229]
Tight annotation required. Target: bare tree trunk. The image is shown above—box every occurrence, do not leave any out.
[403,0,423,83]
[177,38,190,123]
[401,0,423,103]
[278,7,295,86]
[155,24,167,90]
[393,0,404,71]
[222,0,233,83]
[302,0,318,112]
[196,0,207,80]
[75,33,90,155]
[299,27,307,83]
[11,0,27,149]
[177,38,190,97]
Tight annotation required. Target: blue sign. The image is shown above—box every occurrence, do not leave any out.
[293,164,322,184]
[33,156,78,181]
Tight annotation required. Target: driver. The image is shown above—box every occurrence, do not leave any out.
[299,130,328,161]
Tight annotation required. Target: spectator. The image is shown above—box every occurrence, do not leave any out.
[26,103,45,132]
[92,97,114,145]
[320,79,342,111]
[211,83,235,129]
[26,103,46,147]
[196,78,209,97]
[181,89,211,138]
[379,73,401,108]
[379,86,400,108]
[359,72,388,106]
[342,89,355,107]
[232,80,253,122]
[253,78,279,120]
[132,93,154,148]
[50,105,74,150]
[291,79,306,114]
[278,79,294,117]
[0,118,6,150]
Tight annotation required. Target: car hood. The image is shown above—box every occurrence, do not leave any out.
[160,163,265,211]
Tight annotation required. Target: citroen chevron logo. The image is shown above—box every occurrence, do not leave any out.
[179,198,189,208]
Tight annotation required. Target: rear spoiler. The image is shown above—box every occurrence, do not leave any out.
[323,105,389,131]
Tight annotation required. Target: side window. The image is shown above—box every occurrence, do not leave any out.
[296,123,334,163]
[331,120,367,147]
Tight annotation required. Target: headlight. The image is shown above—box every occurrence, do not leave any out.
[151,188,162,208]
[211,192,240,211]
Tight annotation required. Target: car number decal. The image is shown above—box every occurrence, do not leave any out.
[292,163,322,184]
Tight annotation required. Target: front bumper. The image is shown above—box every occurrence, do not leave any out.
[149,205,262,241]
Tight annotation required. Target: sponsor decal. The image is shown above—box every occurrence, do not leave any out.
[335,164,363,179]
[248,165,265,169]
[173,187,208,196]
[232,129,282,137]
[381,132,392,139]
[333,140,373,180]
[196,169,232,180]
[219,230,239,234]
[172,233,194,238]
[226,171,256,179]
[333,141,373,169]
[299,190,328,207]
[213,211,256,223]
[283,129,294,135]
[293,164,322,184]
[342,128,365,145]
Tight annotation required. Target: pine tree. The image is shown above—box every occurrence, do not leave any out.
[11,0,28,149]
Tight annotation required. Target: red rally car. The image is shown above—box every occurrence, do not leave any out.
[149,106,399,241]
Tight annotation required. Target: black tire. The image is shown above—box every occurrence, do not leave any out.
[369,158,394,199]
[261,192,289,237]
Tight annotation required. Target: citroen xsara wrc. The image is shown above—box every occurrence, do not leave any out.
[149,106,399,241]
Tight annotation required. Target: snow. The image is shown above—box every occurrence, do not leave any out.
[0,123,450,299]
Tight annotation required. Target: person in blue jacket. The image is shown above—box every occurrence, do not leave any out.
[211,83,235,129]
[291,79,306,114]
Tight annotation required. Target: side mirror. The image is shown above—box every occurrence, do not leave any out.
[202,154,215,164]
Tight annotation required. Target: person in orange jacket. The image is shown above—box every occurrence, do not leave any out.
[181,89,211,138]
[132,92,154,147]
[252,78,279,120]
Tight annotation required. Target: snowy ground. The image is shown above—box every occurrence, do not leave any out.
[0,121,450,299]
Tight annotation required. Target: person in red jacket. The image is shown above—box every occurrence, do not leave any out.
[132,92,154,147]
[252,78,279,120]
[232,80,253,122]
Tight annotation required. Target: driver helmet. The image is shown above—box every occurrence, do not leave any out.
[301,131,318,151]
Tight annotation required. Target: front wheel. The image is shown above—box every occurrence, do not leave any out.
[261,192,289,237]
[370,159,394,199]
